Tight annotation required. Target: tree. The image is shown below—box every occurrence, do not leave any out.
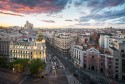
[13,64,23,73]
[91,32,100,44]
[29,59,45,77]
[0,56,4,67]
[10,59,29,73]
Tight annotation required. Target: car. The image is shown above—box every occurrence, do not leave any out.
[52,66,55,69]
[53,67,55,69]
[54,62,56,65]
[73,73,79,77]
[60,66,63,69]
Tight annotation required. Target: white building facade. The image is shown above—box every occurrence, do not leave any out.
[54,33,73,55]
[10,37,46,61]
[70,45,83,68]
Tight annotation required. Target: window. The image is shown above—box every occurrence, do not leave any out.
[109,65,111,68]
[92,56,94,59]
[101,62,103,66]
[121,49,124,52]
[122,54,125,58]
[84,59,86,62]
[116,63,118,65]
[115,70,118,72]
[122,59,125,73]
[116,59,118,61]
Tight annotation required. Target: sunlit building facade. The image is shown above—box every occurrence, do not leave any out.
[10,37,46,61]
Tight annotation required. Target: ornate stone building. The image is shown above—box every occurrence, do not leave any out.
[10,33,46,61]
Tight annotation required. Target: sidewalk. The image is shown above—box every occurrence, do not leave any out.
[0,68,18,75]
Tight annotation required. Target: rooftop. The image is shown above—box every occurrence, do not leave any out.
[99,33,112,36]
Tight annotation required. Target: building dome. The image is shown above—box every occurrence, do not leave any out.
[36,32,43,42]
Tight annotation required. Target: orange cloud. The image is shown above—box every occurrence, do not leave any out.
[0,0,69,14]
[0,11,24,17]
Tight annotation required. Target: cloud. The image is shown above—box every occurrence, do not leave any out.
[78,0,125,26]
[74,19,79,21]
[42,20,55,23]
[65,19,73,21]
[74,0,125,9]
[105,17,125,24]
[76,23,90,26]
[74,0,85,7]
[47,14,63,18]
[0,11,24,17]
[0,0,70,14]
[80,7,125,22]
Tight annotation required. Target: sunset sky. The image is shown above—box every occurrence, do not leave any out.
[0,0,125,28]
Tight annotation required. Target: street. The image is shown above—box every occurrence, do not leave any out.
[0,68,28,84]
[46,48,69,84]
[45,42,125,84]
[21,45,69,84]
[0,42,121,84]
[45,42,106,84]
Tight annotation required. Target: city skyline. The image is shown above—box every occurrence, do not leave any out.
[0,0,125,28]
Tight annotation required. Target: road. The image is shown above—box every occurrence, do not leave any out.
[0,68,28,84]
[47,48,69,84]
[45,42,125,84]
[0,46,69,84]
[21,46,69,84]
[1,41,120,84]
[45,42,101,84]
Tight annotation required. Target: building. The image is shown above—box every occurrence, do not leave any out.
[83,47,114,78]
[33,33,46,61]
[116,31,125,38]
[99,33,112,49]
[53,33,72,55]
[108,38,125,80]
[10,41,33,60]
[76,34,90,45]
[10,34,46,61]
[24,21,33,29]
[71,46,114,78]
[70,41,125,80]
[0,39,10,60]
[70,45,83,68]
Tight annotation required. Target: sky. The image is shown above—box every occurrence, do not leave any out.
[0,0,125,28]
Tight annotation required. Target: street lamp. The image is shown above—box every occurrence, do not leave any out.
[13,68,15,72]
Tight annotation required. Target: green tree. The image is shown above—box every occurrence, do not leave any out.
[0,56,6,67]
[29,59,45,77]
[11,59,29,73]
